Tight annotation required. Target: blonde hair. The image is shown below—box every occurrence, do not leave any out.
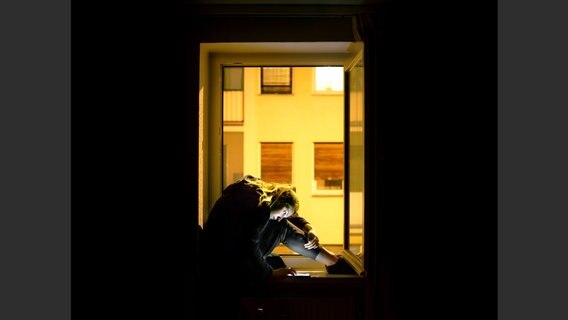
[243,176,300,213]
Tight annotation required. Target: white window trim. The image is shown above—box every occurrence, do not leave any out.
[311,66,344,96]
[311,179,343,196]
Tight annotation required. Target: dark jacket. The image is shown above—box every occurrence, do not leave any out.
[201,176,275,285]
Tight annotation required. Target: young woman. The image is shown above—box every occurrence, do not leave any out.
[200,174,350,281]
[198,175,353,317]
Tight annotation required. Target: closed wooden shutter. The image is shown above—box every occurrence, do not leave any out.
[314,143,344,189]
[261,143,292,184]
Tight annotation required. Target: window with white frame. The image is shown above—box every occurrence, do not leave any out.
[313,66,344,94]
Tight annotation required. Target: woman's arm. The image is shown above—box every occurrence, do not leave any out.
[302,223,320,249]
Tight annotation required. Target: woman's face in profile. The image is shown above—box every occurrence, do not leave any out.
[269,206,294,221]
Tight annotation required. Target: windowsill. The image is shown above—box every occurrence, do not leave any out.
[280,256,362,280]
[311,189,343,197]
[273,244,343,255]
[311,91,343,96]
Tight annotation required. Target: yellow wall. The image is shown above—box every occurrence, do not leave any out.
[226,67,345,244]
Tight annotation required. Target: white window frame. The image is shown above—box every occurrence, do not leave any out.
[312,66,344,95]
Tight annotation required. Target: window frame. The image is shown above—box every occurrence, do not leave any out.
[260,142,294,185]
[312,142,344,196]
[312,66,344,95]
[222,66,245,125]
[260,67,293,94]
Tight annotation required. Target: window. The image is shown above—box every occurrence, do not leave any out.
[314,67,344,94]
[260,142,293,184]
[261,67,292,94]
[223,67,244,124]
[314,142,344,192]
[223,132,244,189]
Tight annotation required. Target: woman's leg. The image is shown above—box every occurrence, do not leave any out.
[258,220,287,255]
[265,220,354,273]
[280,220,339,266]
[313,247,339,266]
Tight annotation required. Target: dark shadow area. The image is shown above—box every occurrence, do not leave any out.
[71,1,496,320]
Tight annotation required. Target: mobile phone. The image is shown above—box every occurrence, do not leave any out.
[289,273,311,278]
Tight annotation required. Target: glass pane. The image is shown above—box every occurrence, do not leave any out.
[315,67,344,92]
[348,56,364,257]
[223,132,244,189]
[262,67,291,85]
[223,67,243,90]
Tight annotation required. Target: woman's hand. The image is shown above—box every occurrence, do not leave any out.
[304,231,320,250]
[271,267,297,280]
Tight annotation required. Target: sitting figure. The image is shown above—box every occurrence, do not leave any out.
[199,175,353,317]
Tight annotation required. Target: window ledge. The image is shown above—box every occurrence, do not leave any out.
[311,189,343,197]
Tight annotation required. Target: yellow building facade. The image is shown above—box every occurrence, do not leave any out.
[224,67,345,245]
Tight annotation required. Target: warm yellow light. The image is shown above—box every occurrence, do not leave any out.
[315,67,344,92]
